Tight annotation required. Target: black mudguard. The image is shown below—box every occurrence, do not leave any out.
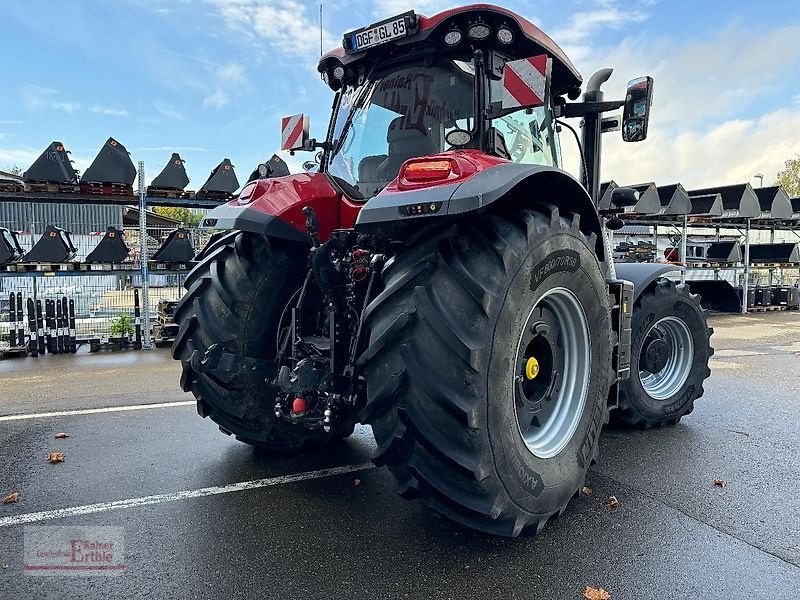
[614,262,679,302]
[356,163,605,259]
[200,203,307,243]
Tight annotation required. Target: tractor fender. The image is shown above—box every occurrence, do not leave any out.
[356,163,605,259]
[613,262,680,301]
[200,202,308,243]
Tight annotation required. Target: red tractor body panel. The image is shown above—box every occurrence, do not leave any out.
[221,152,510,242]
[233,173,361,242]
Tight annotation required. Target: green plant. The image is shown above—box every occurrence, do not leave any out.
[109,313,135,338]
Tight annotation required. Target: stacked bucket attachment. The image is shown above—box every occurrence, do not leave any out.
[151,227,195,263]
[147,153,193,198]
[22,141,80,192]
[705,241,742,263]
[247,154,290,183]
[688,184,760,219]
[23,225,77,263]
[196,158,239,200]
[0,228,25,265]
[85,227,130,263]
[754,186,793,220]
[80,137,136,196]
[748,243,800,265]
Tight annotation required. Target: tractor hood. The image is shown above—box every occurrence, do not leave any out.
[319,4,582,96]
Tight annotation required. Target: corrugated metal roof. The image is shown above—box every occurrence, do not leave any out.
[0,202,122,235]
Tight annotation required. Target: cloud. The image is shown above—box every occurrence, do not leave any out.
[138,146,212,152]
[154,101,186,121]
[552,4,649,45]
[203,89,229,109]
[51,101,81,113]
[373,0,458,19]
[90,105,130,117]
[0,120,23,125]
[206,0,335,55]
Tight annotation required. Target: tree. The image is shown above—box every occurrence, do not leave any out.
[3,164,22,176]
[777,156,800,197]
[153,206,204,227]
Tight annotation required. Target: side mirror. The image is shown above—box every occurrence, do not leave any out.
[281,114,310,151]
[622,76,654,142]
[489,54,552,118]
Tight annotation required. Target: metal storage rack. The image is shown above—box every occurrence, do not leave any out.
[0,161,222,350]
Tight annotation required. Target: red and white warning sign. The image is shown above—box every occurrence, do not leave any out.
[281,114,309,151]
[501,54,552,110]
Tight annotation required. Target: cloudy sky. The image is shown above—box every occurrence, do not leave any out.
[1,0,799,190]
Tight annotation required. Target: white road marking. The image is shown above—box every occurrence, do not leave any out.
[0,463,374,527]
[0,401,195,422]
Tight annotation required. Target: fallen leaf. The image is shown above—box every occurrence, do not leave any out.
[353,479,362,486]
[47,452,65,463]
[603,496,620,509]
[584,586,611,599]
[582,486,593,496]
[713,479,727,488]
[54,432,70,439]
[3,492,20,504]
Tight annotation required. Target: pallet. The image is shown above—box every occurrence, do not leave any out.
[147,261,195,272]
[146,187,196,199]
[687,262,740,268]
[6,262,78,272]
[0,181,24,193]
[750,262,798,268]
[24,181,80,194]
[77,262,136,272]
[0,346,27,359]
[80,182,134,196]
[749,305,788,312]
[195,191,233,202]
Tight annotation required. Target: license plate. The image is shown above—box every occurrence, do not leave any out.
[350,14,409,52]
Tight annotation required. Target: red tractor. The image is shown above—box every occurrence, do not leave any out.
[173,4,712,536]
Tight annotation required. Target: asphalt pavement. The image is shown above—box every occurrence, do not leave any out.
[1,312,799,599]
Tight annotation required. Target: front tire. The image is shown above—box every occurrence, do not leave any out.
[172,231,334,452]
[360,207,614,536]
[613,278,713,428]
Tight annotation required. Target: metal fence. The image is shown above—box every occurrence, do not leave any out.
[0,223,203,346]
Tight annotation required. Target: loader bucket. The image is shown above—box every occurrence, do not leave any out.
[247,154,291,183]
[627,182,660,214]
[685,279,742,312]
[688,193,723,217]
[23,225,77,263]
[150,153,190,190]
[706,241,742,263]
[23,141,78,184]
[85,227,130,263]
[0,228,25,264]
[753,186,793,219]
[81,137,136,185]
[197,158,239,198]
[655,183,691,215]
[151,228,195,263]
[689,184,760,219]
[748,243,800,264]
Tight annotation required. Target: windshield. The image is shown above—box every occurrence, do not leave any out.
[326,60,476,199]
[489,79,561,168]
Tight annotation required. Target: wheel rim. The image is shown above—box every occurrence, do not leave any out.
[514,287,591,459]
[638,316,694,400]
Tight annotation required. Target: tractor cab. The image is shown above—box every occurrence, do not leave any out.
[292,5,586,200]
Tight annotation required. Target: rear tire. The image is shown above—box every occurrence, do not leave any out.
[613,278,713,428]
[172,231,334,452]
[360,207,614,536]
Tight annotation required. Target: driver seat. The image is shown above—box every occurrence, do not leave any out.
[377,117,436,182]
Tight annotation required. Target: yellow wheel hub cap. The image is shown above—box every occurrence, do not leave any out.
[525,357,540,380]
